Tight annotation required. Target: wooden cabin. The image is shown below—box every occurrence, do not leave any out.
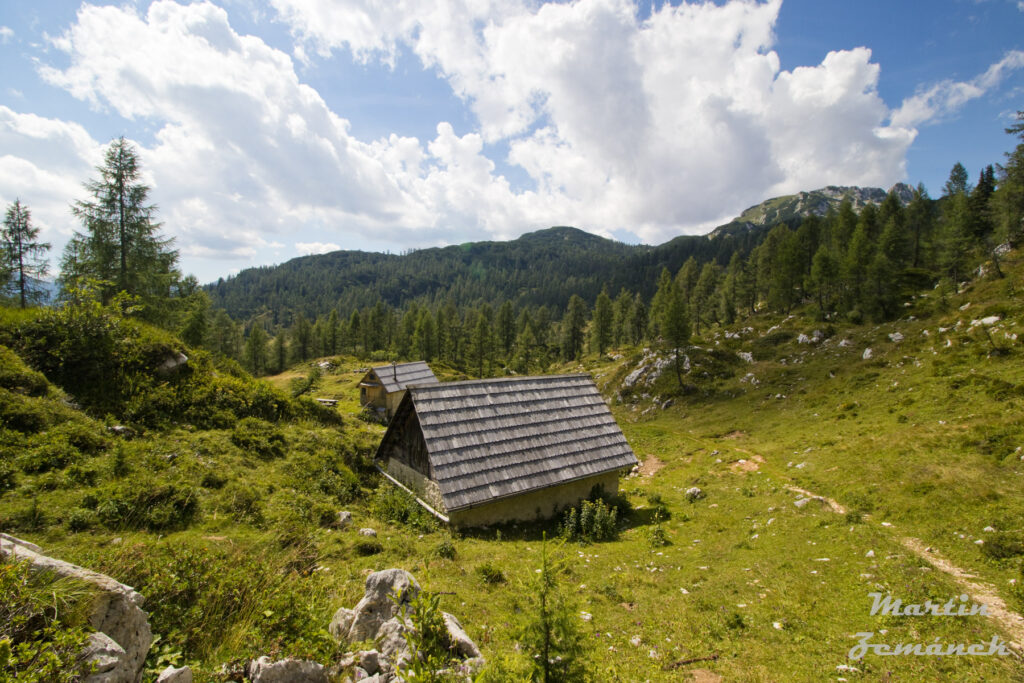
[373,374,639,527]
[359,361,439,420]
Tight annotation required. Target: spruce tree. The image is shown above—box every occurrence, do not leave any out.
[64,137,179,303]
[1,199,50,308]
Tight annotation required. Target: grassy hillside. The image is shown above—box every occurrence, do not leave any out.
[3,252,1024,680]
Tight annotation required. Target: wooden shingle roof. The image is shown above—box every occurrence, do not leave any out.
[369,361,439,394]
[383,374,638,512]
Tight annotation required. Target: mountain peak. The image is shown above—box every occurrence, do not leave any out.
[711,184,913,238]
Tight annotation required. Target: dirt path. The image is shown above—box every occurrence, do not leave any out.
[784,484,1024,652]
[784,485,848,514]
[900,536,1024,650]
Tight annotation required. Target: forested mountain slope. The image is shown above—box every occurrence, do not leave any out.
[207,182,909,322]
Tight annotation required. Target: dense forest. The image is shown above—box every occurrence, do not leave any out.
[183,112,1024,380]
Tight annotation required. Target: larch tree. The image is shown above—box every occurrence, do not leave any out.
[64,137,179,304]
[1,199,50,308]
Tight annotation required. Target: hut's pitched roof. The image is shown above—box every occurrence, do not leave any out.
[369,361,439,394]
[380,374,638,512]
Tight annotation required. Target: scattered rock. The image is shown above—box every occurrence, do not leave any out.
[358,650,380,675]
[888,332,903,343]
[81,632,127,682]
[983,526,996,533]
[156,352,188,375]
[838,339,852,347]
[359,528,377,537]
[793,498,809,508]
[108,425,136,438]
[797,333,811,344]
[246,656,327,683]
[685,487,705,502]
[155,666,192,683]
[862,348,873,360]
[336,511,353,529]
[737,351,754,363]
[443,612,482,659]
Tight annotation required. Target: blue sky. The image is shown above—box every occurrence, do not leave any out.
[0,0,1021,284]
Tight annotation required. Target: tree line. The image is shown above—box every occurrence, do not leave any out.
[194,111,1024,378]
[4,112,1023,383]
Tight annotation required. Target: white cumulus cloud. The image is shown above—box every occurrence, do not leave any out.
[891,50,1024,129]
[295,241,340,255]
[5,0,1019,283]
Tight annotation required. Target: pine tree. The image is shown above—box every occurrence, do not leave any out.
[660,283,690,387]
[1,199,50,308]
[413,309,437,361]
[611,288,632,347]
[943,161,970,197]
[516,535,587,683]
[326,309,340,355]
[64,137,179,303]
[809,244,838,319]
[271,333,287,373]
[291,312,312,362]
[560,295,587,361]
[994,110,1024,247]
[497,300,516,360]
[675,256,700,306]
[628,293,648,345]
[244,323,268,376]
[691,262,719,333]
[590,287,613,355]
[647,268,672,338]
[179,291,210,348]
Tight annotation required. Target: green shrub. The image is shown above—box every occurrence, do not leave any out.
[96,481,200,531]
[475,562,506,585]
[370,486,438,532]
[77,542,336,665]
[980,532,1024,560]
[217,482,264,525]
[48,421,109,455]
[434,536,457,560]
[0,461,16,494]
[354,539,383,556]
[16,438,80,474]
[561,498,618,543]
[231,418,286,461]
[646,523,670,548]
[645,492,671,520]
[0,345,50,397]
[66,508,97,532]
[397,590,462,682]
[0,389,75,433]
[65,463,99,487]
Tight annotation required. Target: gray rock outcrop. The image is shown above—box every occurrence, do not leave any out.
[246,656,328,683]
[329,568,482,681]
[0,534,152,683]
[155,666,192,683]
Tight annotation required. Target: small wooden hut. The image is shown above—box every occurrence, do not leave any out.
[374,373,638,527]
[358,361,439,419]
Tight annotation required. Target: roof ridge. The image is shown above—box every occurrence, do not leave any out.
[410,373,592,392]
